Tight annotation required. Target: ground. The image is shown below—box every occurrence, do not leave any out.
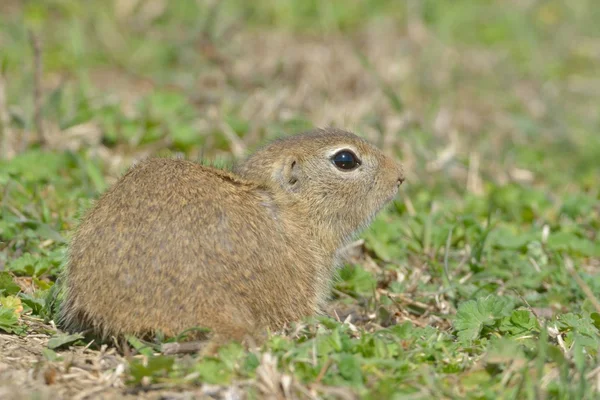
[0,1,599,399]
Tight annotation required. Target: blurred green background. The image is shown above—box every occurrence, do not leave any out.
[2,0,598,186]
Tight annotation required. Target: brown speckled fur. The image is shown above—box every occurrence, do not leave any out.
[59,128,404,345]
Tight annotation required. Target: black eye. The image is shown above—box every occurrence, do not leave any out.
[332,150,361,170]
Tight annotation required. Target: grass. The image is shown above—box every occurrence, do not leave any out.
[1,0,599,398]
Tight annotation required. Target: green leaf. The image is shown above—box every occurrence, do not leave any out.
[511,309,538,331]
[217,342,245,370]
[84,158,106,193]
[338,354,363,385]
[128,355,175,385]
[7,253,54,277]
[364,214,405,260]
[8,253,38,276]
[316,316,342,330]
[0,307,22,334]
[44,279,63,320]
[241,352,260,375]
[35,223,66,244]
[323,327,345,353]
[19,293,46,316]
[47,333,85,349]
[172,124,202,149]
[573,337,587,371]
[0,296,22,311]
[556,313,599,338]
[42,348,61,361]
[547,232,600,257]
[0,218,19,240]
[454,296,514,342]
[336,264,377,296]
[126,335,155,357]
[195,359,232,385]
[486,337,526,363]
[1,150,68,182]
[560,194,596,219]
[590,313,600,330]
[33,277,52,291]
[490,226,536,250]
[0,272,21,296]
[498,310,539,336]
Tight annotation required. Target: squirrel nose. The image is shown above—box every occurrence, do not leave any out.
[397,167,405,186]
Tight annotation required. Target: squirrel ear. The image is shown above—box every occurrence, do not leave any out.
[277,158,301,191]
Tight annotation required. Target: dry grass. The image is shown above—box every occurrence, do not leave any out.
[0,331,126,399]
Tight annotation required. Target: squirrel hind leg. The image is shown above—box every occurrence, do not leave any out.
[197,304,268,355]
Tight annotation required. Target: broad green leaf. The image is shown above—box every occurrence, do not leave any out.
[1,150,68,182]
[0,307,22,334]
[590,313,600,330]
[47,333,85,349]
[338,354,363,385]
[336,264,376,296]
[547,232,600,257]
[556,313,599,338]
[490,226,537,250]
[195,359,232,385]
[129,355,175,385]
[19,293,46,316]
[454,296,514,342]
[217,342,246,370]
[0,296,23,313]
[8,253,38,276]
[8,254,55,277]
[42,348,61,361]
[0,272,21,296]
[498,310,539,336]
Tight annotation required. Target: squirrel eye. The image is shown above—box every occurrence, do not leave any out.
[332,150,360,170]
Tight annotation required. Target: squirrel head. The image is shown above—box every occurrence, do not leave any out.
[235,128,404,247]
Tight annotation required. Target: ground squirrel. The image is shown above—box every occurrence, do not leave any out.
[58,128,404,346]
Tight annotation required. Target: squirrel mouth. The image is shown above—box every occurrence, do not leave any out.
[385,187,400,203]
